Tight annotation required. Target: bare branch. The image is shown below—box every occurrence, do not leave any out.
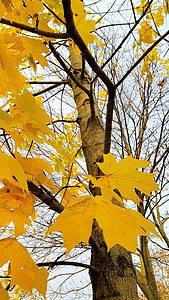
[37,260,99,273]
[92,0,154,84]
[33,82,68,97]
[49,41,91,96]
[27,181,64,213]
[62,0,114,89]
[116,30,169,88]
[0,17,68,39]
[104,87,116,154]
[29,80,68,85]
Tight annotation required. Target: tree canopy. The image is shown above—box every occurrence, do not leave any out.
[0,0,168,299]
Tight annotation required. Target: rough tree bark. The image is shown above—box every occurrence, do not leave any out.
[69,48,139,300]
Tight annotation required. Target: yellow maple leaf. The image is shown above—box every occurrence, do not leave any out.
[10,89,54,144]
[138,21,156,45]
[48,195,159,254]
[0,0,44,24]
[0,151,28,192]
[0,28,49,96]
[0,282,9,300]
[91,153,159,205]
[0,238,48,298]
[0,208,32,237]
[0,34,26,97]
[16,153,58,193]
[0,182,35,216]
[21,36,48,72]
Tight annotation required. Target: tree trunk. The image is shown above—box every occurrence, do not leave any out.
[69,48,139,299]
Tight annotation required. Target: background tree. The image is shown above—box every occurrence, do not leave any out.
[0,0,168,299]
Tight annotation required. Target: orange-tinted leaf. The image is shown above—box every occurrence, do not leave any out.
[0,152,28,192]
[0,182,35,216]
[0,282,9,300]
[0,208,32,237]
[0,238,48,298]
[16,153,58,193]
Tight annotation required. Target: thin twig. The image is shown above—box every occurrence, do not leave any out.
[116,30,169,88]
[33,82,68,97]
[29,80,68,85]
[50,119,77,124]
[91,0,154,84]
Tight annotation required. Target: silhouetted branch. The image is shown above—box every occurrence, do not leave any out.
[116,30,169,88]
[104,87,116,154]
[37,260,99,273]
[33,82,68,97]
[0,17,67,39]
[62,0,114,90]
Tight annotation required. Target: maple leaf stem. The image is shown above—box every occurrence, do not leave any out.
[0,17,67,39]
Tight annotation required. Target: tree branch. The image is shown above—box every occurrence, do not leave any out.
[0,17,67,39]
[37,260,99,273]
[150,110,169,172]
[62,0,114,90]
[48,41,91,96]
[104,87,116,154]
[33,82,68,97]
[140,236,162,300]
[116,30,169,88]
[29,80,68,85]
[27,181,64,213]
[92,0,154,84]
